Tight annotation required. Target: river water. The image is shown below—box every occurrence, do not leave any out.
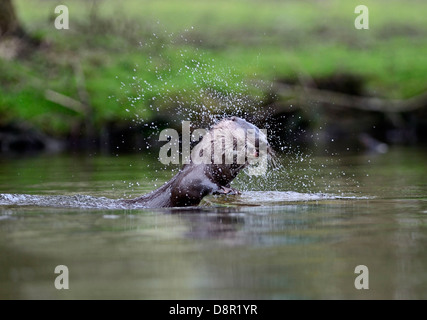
[0,146,426,299]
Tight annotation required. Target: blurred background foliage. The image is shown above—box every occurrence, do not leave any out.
[0,0,426,152]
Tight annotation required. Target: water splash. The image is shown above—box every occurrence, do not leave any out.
[113,27,361,198]
[113,28,275,193]
[0,193,124,209]
[233,191,368,204]
[0,191,369,210]
[121,29,269,131]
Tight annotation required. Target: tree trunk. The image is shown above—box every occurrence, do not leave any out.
[0,0,22,36]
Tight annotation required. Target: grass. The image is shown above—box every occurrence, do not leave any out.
[1,0,427,136]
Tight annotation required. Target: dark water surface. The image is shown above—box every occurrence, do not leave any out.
[0,147,426,299]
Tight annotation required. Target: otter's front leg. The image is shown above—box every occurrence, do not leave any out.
[213,186,241,195]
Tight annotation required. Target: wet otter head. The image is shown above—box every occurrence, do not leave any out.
[190,116,272,185]
[192,116,271,165]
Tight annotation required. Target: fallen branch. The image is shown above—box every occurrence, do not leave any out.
[274,83,427,113]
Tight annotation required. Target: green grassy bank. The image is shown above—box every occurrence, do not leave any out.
[1,0,426,137]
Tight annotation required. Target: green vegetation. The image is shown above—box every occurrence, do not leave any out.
[1,0,427,136]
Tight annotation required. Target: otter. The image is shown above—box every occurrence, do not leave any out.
[123,116,271,208]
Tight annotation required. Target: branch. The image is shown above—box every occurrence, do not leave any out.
[274,83,427,113]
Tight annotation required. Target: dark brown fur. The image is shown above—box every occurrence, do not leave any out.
[122,117,270,208]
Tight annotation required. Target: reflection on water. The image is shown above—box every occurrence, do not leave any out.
[0,147,426,299]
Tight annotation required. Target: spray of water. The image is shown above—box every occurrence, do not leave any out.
[115,27,361,200]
